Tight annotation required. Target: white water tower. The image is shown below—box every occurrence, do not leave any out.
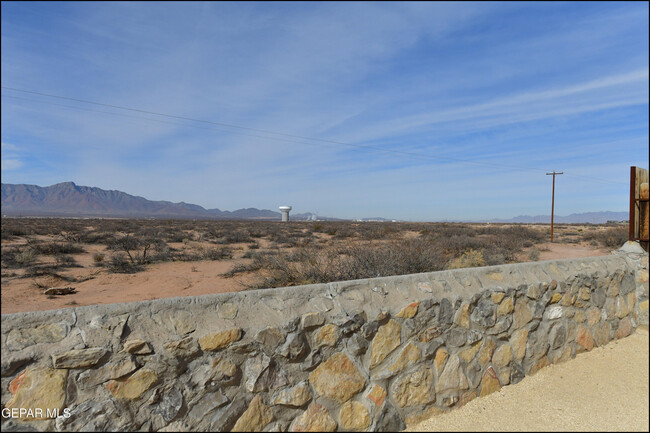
[279,205,292,222]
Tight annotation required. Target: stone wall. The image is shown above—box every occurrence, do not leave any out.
[1,244,648,432]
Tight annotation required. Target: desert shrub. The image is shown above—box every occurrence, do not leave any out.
[447,249,485,269]
[33,242,85,255]
[109,234,162,265]
[528,248,540,261]
[55,254,77,267]
[223,231,253,244]
[93,252,105,264]
[244,239,448,289]
[108,252,141,273]
[203,247,233,261]
[583,226,628,248]
[14,248,37,267]
[80,231,115,245]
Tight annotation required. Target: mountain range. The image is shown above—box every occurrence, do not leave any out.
[487,211,628,224]
[0,182,320,220]
[1,182,628,223]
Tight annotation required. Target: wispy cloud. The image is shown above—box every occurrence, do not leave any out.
[1,2,648,220]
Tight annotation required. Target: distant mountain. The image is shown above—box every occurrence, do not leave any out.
[488,211,628,224]
[1,182,290,220]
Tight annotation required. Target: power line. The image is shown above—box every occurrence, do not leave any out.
[0,86,629,185]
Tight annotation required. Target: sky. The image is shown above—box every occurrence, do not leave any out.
[1,1,648,221]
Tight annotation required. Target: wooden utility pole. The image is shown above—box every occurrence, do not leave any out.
[546,171,563,242]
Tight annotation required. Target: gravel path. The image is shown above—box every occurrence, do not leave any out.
[405,327,649,432]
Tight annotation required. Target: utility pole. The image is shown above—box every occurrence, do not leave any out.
[546,171,563,242]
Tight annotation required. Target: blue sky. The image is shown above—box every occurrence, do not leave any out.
[1,1,648,221]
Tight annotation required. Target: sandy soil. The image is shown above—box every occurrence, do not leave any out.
[405,327,649,432]
[0,240,613,315]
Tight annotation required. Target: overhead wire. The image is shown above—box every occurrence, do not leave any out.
[0,86,629,185]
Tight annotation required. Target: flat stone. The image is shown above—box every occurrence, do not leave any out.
[550,293,563,304]
[592,288,606,308]
[491,292,506,304]
[366,384,387,407]
[545,305,563,320]
[396,301,420,319]
[560,291,576,307]
[309,352,366,403]
[188,392,229,424]
[478,338,496,366]
[593,322,611,347]
[486,316,512,335]
[347,333,369,356]
[301,312,325,330]
[232,395,274,432]
[390,365,435,407]
[434,347,449,373]
[6,323,68,351]
[123,338,153,355]
[587,308,602,326]
[453,302,471,328]
[574,310,587,323]
[616,297,630,319]
[164,336,200,358]
[459,342,481,363]
[212,356,237,381]
[527,285,541,300]
[339,401,371,431]
[492,344,512,367]
[549,324,567,350]
[446,328,467,347]
[155,386,183,423]
[510,328,528,362]
[52,348,108,369]
[82,352,139,387]
[199,328,242,351]
[256,326,286,349]
[290,403,337,432]
[513,298,533,329]
[479,366,501,397]
[105,368,158,400]
[1,354,34,378]
[435,355,468,394]
[245,353,289,393]
[373,342,420,379]
[370,319,401,368]
[470,298,496,328]
[314,324,339,347]
[617,317,632,339]
[272,381,312,407]
[497,297,514,317]
[627,292,637,311]
[496,366,511,385]
[438,298,454,325]
[576,326,594,351]
[578,287,591,301]
[277,332,309,360]
[419,326,442,342]
[6,367,67,419]
[529,356,550,375]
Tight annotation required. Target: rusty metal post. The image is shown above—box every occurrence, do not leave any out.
[547,171,563,242]
[629,166,636,242]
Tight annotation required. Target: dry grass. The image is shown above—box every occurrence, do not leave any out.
[1,217,621,293]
